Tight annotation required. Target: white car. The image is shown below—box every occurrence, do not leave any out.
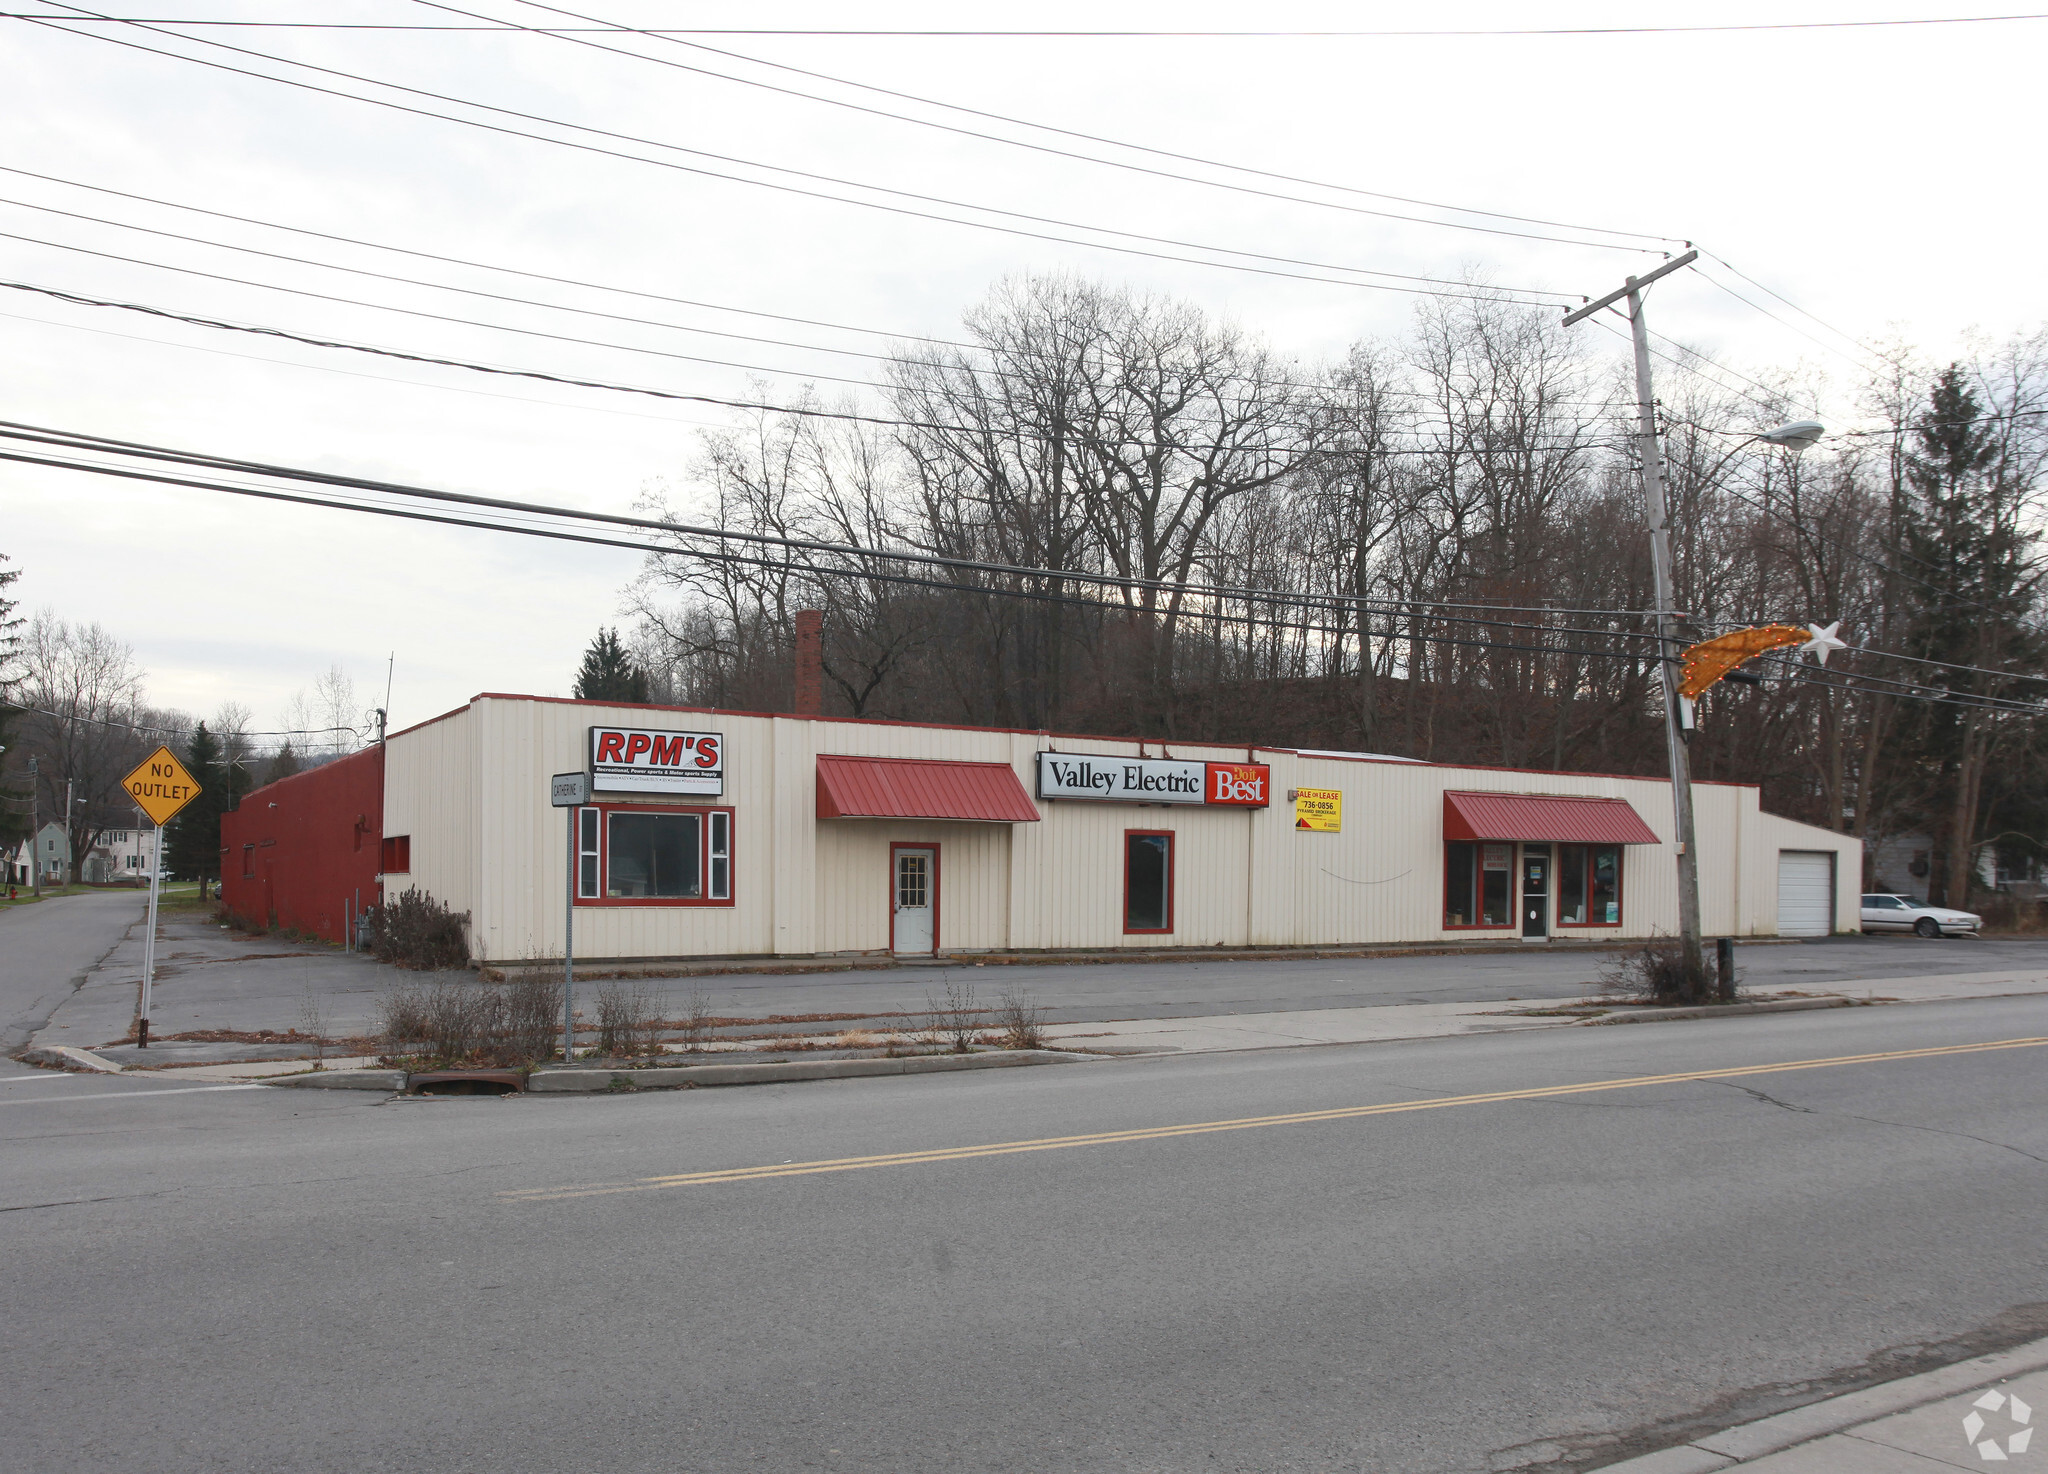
[1860,893,1981,937]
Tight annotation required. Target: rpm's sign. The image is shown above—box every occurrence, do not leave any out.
[589,726,723,795]
[1036,752,1269,808]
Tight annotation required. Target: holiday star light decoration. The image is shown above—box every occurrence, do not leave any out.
[1679,622,1847,700]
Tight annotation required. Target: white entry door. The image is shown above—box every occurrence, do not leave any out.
[892,847,936,954]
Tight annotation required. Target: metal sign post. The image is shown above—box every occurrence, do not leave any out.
[119,745,204,1049]
[549,771,592,1062]
[140,822,162,1046]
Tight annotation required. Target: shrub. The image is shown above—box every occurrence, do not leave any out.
[924,977,983,1053]
[595,980,657,1057]
[995,988,1048,1051]
[503,966,564,1063]
[366,887,471,971]
[1599,935,1712,1006]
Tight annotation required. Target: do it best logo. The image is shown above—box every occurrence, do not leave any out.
[1962,1387,2033,1461]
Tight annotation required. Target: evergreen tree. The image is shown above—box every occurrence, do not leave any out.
[1898,366,2045,905]
[263,742,301,786]
[166,722,224,881]
[573,627,650,703]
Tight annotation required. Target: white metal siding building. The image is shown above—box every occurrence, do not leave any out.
[380,694,1861,965]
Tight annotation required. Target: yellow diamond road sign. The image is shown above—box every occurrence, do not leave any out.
[122,745,203,827]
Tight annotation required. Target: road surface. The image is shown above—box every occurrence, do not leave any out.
[0,888,141,1051]
[3,993,2043,1472]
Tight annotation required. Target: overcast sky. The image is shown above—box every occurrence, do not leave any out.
[2,1,2041,740]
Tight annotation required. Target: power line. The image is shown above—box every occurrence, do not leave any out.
[1,700,365,740]
[8,13,2044,36]
[508,0,1680,247]
[413,0,1668,254]
[7,423,2032,713]
[0,420,1677,635]
[0,185,1623,406]
[0,276,1646,457]
[0,446,1672,668]
[24,5,1576,304]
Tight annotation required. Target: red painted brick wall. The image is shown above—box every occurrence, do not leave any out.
[218,746,384,944]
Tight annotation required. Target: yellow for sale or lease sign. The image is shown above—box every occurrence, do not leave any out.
[1294,786,1342,832]
[122,745,203,827]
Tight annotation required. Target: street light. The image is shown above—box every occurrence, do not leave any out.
[1564,254,1827,1000]
[1760,419,1826,455]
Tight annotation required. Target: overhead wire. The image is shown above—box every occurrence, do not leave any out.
[0,419,1678,635]
[13,441,2034,714]
[501,0,1682,247]
[415,0,1665,254]
[22,4,1577,304]
[0,276,1650,458]
[6,13,2044,36]
[0,182,1626,407]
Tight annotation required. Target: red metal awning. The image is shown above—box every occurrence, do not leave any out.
[1442,790,1660,845]
[816,755,1041,823]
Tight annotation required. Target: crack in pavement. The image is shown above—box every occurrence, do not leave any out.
[1716,1079,2045,1163]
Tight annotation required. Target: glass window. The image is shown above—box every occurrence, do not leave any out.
[709,811,730,900]
[607,811,700,899]
[1125,832,1172,933]
[1480,844,1513,926]
[1559,844,1588,923]
[1556,845,1622,924]
[1590,846,1620,923]
[577,808,600,899]
[1446,841,1476,926]
[897,852,928,908]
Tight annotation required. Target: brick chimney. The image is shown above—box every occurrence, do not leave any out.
[793,609,823,716]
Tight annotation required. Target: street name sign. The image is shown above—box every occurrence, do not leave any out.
[122,745,203,826]
[551,771,592,807]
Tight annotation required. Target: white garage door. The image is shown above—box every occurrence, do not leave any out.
[1777,851,1835,937]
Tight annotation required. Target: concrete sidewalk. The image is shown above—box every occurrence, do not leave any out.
[1603,1337,2045,1472]
[22,901,2048,1078]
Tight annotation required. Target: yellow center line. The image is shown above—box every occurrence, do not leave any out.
[497,1035,2048,1202]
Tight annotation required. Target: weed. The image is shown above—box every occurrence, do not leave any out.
[502,959,564,1064]
[924,976,983,1053]
[1598,935,1716,1007]
[595,980,657,1057]
[994,988,1048,1050]
[297,990,330,1070]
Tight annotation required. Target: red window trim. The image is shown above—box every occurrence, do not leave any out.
[573,803,736,908]
[1554,843,1626,928]
[1123,829,1175,936]
[888,841,941,953]
[380,835,411,874]
[1443,840,1516,931]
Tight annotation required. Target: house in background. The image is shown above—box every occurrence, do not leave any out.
[1866,830,2013,901]
[6,822,71,887]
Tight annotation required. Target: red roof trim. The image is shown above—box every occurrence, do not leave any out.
[410,693,1757,793]
[816,755,1040,824]
[1443,790,1661,845]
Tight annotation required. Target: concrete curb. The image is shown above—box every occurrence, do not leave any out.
[263,1070,407,1091]
[19,1044,123,1073]
[1594,1333,2048,1471]
[524,1048,1097,1093]
[1584,997,1856,1026]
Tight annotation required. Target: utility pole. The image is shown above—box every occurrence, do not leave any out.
[27,755,39,897]
[1565,250,1707,997]
[63,777,74,887]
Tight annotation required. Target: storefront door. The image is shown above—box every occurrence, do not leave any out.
[892,846,936,955]
[1521,845,1550,938]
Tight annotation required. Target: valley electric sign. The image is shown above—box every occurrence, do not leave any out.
[590,726,724,795]
[1036,753,1270,807]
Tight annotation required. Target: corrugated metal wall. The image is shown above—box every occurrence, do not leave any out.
[381,696,1862,963]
